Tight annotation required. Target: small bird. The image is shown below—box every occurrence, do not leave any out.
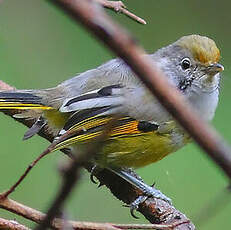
[0,35,224,206]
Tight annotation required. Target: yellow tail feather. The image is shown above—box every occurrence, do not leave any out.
[0,102,52,110]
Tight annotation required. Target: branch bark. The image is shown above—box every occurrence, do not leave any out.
[0,218,29,230]
[0,197,188,230]
[0,197,118,230]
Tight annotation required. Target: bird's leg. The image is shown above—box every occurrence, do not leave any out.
[108,167,172,218]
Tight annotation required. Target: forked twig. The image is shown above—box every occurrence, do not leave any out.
[95,0,146,24]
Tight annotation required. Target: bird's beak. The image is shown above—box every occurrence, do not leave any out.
[206,63,224,74]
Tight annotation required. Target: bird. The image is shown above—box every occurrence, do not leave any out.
[0,34,224,208]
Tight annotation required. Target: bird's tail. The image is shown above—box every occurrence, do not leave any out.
[0,90,53,110]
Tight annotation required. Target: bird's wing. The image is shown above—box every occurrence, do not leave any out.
[52,107,159,152]
[59,84,124,115]
[58,57,170,127]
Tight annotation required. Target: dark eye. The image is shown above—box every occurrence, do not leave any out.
[181,58,191,70]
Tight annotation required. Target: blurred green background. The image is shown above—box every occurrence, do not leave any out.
[0,0,231,229]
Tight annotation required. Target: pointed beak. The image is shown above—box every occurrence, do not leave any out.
[206,63,224,74]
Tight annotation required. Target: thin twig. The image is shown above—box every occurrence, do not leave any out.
[0,149,52,198]
[95,0,146,24]
[0,217,30,230]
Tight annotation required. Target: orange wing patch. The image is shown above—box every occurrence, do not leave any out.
[52,117,151,151]
[110,120,141,138]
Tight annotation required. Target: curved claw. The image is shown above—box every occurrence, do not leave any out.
[122,203,139,218]
[90,173,98,184]
[151,182,156,188]
[129,195,148,219]
[130,205,139,219]
[90,165,104,185]
[90,165,99,184]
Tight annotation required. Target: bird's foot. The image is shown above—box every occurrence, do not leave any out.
[106,167,172,218]
[128,184,172,218]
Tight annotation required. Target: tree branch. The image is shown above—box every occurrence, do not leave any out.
[0,197,188,230]
[0,197,119,230]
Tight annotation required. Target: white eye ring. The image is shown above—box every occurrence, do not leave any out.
[181,58,191,70]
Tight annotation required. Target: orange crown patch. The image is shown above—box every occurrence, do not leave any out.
[176,35,220,64]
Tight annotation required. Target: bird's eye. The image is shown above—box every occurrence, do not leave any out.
[181,58,191,70]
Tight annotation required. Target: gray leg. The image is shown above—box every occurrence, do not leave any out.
[107,167,172,217]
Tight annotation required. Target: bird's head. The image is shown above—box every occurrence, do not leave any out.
[155,34,224,93]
